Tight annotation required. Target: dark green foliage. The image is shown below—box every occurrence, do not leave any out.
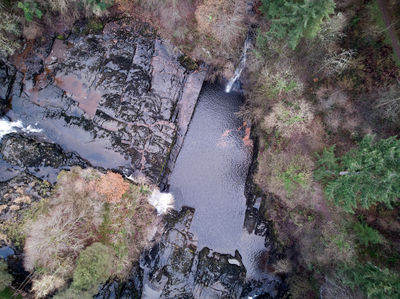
[353,222,382,246]
[340,263,400,298]
[260,0,335,49]
[17,1,42,22]
[0,261,12,291]
[71,243,114,291]
[0,287,22,299]
[315,136,400,213]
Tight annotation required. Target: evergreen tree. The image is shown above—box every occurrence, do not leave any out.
[315,136,400,213]
[260,0,335,49]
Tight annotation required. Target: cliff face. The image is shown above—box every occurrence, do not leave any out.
[0,18,205,185]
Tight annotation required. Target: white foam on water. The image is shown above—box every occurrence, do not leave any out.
[228,258,241,266]
[0,118,42,140]
[148,189,174,215]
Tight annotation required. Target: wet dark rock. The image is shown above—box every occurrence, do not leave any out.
[0,133,89,182]
[96,263,143,299]
[194,248,246,298]
[4,18,206,184]
[0,61,16,101]
[0,172,53,293]
[0,61,19,115]
[7,253,31,288]
[0,172,52,221]
[128,207,251,299]
[1,133,88,169]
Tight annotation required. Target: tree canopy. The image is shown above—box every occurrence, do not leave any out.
[260,0,336,49]
[315,136,400,213]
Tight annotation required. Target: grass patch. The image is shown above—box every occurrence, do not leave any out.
[257,149,313,207]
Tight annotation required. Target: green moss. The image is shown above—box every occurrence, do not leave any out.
[99,203,112,244]
[178,55,199,71]
[87,21,104,33]
[280,162,308,197]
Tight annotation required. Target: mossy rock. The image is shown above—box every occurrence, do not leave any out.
[86,21,104,33]
[178,55,199,71]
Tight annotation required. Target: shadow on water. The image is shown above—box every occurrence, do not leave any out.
[169,82,270,279]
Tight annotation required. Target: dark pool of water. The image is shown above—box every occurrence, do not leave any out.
[0,246,14,259]
[169,83,269,279]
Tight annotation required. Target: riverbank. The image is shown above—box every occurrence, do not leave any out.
[240,0,400,297]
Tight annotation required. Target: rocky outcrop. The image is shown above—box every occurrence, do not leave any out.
[135,207,281,298]
[98,208,254,298]
[0,173,52,222]
[0,133,89,182]
[3,18,206,184]
[0,61,23,116]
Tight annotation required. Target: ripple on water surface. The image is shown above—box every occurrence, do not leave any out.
[169,83,268,279]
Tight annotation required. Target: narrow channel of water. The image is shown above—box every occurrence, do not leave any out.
[169,82,270,279]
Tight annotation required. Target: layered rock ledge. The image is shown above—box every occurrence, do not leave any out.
[1,18,206,184]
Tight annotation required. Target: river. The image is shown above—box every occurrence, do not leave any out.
[169,82,275,280]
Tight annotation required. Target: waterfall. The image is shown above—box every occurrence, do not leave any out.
[0,117,42,140]
[148,189,175,215]
[225,35,252,93]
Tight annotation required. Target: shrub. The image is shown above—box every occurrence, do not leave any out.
[71,243,114,291]
[257,150,314,206]
[24,167,156,297]
[17,1,43,22]
[319,49,357,76]
[353,222,382,246]
[315,136,400,213]
[0,11,21,56]
[31,274,65,299]
[321,271,362,299]
[0,260,12,291]
[43,0,112,17]
[261,99,313,138]
[375,84,400,122]
[339,262,400,298]
[260,0,335,49]
[195,0,246,51]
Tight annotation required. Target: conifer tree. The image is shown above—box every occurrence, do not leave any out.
[315,136,400,213]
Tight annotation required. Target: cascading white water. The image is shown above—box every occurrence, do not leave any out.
[0,118,42,140]
[148,189,175,215]
[225,35,252,93]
